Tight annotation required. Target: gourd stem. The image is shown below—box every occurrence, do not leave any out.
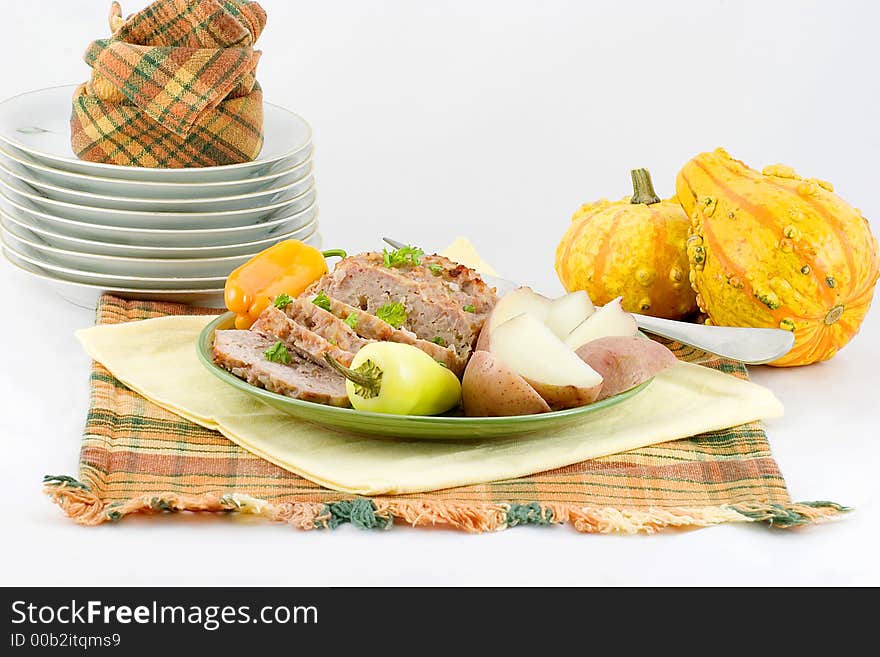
[322,249,348,260]
[630,168,661,205]
[324,353,382,396]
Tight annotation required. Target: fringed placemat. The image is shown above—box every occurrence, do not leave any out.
[44,295,848,534]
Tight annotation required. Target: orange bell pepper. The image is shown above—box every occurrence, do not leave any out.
[224,241,346,329]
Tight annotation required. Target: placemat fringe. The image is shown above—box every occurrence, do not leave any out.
[43,477,848,533]
[43,293,848,536]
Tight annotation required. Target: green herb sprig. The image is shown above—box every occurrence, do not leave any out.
[264,341,292,364]
[383,245,424,268]
[312,291,332,311]
[376,302,408,328]
[273,293,293,309]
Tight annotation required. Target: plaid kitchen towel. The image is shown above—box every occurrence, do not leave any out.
[70,0,266,168]
[44,295,848,534]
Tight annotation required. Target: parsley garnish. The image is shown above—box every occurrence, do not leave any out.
[376,302,408,328]
[344,313,359,329]
[312,291,332,311]
[264,341,291,364]
[383,245,424,268]
[463,304,476,313]
[273,293,293,309]
[430,336,447,346]
[428,264,444,277]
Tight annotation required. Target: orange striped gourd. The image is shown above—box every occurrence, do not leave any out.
[676,148,879,366]
[555,169,698,320]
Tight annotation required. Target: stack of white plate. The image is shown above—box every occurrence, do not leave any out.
[0,85,321,308]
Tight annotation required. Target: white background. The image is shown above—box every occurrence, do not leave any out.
[1,0,878,586]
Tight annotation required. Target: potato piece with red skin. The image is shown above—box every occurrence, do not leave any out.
[576,336,677,400]
[475,287,552,352]
[564,297,637,350]
[490,313,603,410]
[462,351,551,417]
[545,290,595,338]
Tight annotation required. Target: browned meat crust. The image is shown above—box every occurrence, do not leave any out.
[310,252,496,356]
[280,297,371,354]
[349,252,495,314]
[251,305,358,367]
[212,329,349,406]
[304,292,467,376]
[213,250,498,406]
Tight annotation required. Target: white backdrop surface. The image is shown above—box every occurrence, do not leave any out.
[0,0,878,586]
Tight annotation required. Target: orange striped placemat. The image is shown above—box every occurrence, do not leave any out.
[44,295,848,534]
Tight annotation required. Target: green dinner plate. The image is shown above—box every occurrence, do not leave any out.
[197,312,651,439]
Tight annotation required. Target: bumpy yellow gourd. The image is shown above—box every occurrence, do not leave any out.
[555,169,698,320]
[677,148,880,366]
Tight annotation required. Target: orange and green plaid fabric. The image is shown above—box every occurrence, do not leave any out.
[44,295,848,534]
[70,0,266,168]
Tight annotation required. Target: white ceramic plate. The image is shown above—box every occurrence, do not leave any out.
[3,248,226,309]
[0,143,314,199]
[0,206,320,258]
[2,220,254,277]
[0,149,314,202]
[0,174,317,228]
[1,235,229,289]
[0,155,315,210]
[0,194,319,246]
[0,85,312,182]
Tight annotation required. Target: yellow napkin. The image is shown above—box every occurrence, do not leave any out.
[440,237,500,276]
[75,316,783,495]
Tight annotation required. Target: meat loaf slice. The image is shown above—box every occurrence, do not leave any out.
[212,330,349,407]
[312,255,484,355]
[309,293,467,376]
[422,254,496,311]
[281,297,371,354]
[350,252,496,315]
[251,306,357,367]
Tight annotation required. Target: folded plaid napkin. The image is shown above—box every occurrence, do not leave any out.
[70,0,266,168]
[44,295,848,534]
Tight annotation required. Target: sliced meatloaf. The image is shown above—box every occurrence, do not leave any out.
[212,329,349,407]
[280,297,370,354]
[308,293,467,375]
[251,305,357,367]
[252,295,464,374]
[310,252,496,356]
[331,252,496,315]
[214,250,497,407]
[371,252,495,315]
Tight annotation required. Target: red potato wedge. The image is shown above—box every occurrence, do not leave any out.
[474,323,491,354]
[490,313,603,410]
[475,287,551,352]
[462,351,551,417]
[576,336,678,400]
[545,290,595,338]
[564,297,638,350]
